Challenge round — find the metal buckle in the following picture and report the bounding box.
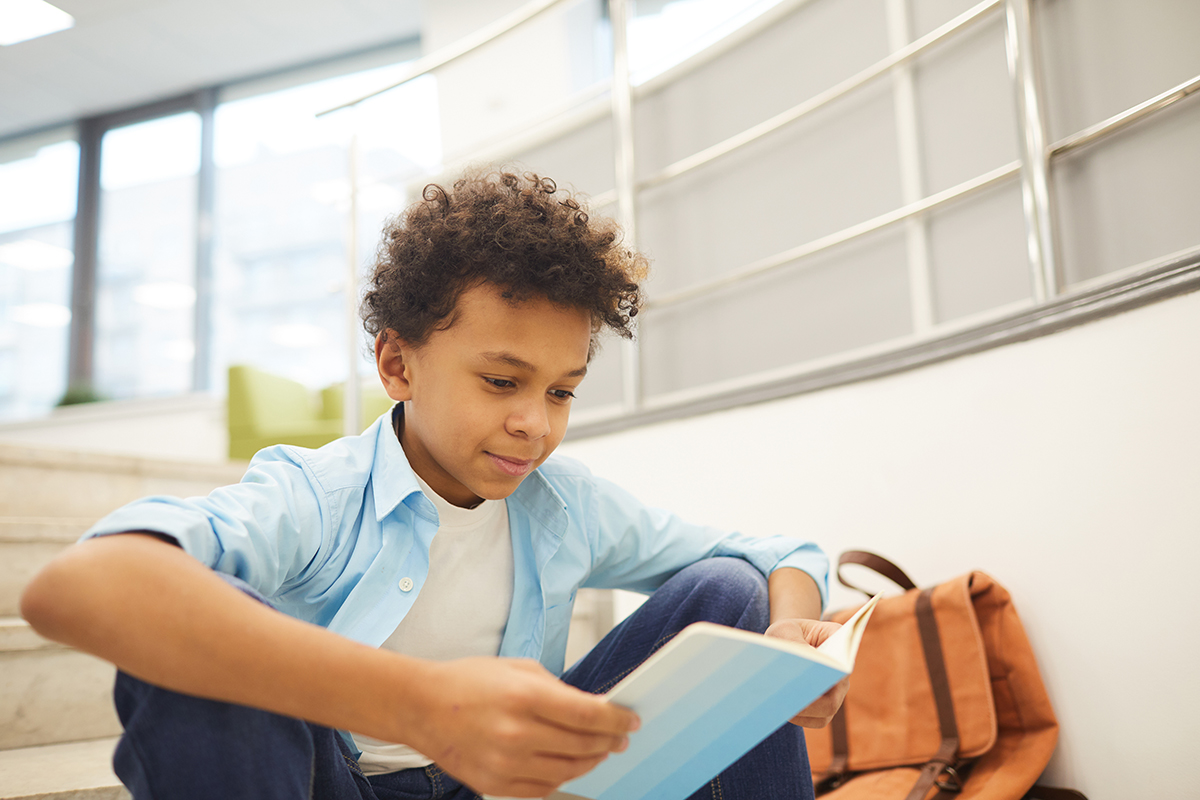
[935,764,963,793]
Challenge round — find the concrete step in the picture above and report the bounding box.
[0,444,246,520]
[0,737,128,800]
[0,519,94,617]
[0,618,121,751]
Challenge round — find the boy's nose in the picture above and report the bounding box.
[508,398,551,440]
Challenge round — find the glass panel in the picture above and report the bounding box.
[211,63,442,397]
[511,114,616,198]
[568,199,626,413]
[1037,0,1200,141]
[0,134,78,420]
[912,14,1017,195]
[95,112,201,400]
[909,0,982,41]
[573,334,626,413]
[427,0,608,162]
[638,80,901,299]
[634,0,889,177]
[1053,97,1200,287]
[641,227,911,397]
[628,0,790,82]
[926,179,1030,322]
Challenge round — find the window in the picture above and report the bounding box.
[94,112,202,400]
[210,64,441,396]
[0,131,78,420]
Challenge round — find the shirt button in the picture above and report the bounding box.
[398,577,414,592]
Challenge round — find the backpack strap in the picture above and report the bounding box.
[904,588,961,800]
[837,550,918,596]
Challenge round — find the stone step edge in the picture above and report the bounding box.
[0,442,246,484]
[0,518,95,544]
[0,736,128,800]
[0,616,66,653]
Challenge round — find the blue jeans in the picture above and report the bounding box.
[112,558,814,800]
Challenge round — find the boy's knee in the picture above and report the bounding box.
[675,557,768,602]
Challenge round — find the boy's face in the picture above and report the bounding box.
[377,282,592,508]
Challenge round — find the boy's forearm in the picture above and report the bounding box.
[21,532,639,796]
[767,567,824,624]
[20,533,428,744]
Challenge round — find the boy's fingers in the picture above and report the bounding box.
[530,726,629,758]
[523,752,610,784]
[533,684,640,739]
[790,677,849,727]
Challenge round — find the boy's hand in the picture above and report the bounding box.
[407,656,639,798]
[764,619,849,728]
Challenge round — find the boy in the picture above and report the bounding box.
[21,169,843,800]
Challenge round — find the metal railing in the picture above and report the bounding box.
[323,0,1200,436]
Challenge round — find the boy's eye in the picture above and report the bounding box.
[484,377,515,389]
[550,389,576,400]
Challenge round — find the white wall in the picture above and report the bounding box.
[558,290,1200,799]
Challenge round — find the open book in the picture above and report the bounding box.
[542,594,880,800]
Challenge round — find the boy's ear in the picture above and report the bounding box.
[375,330,413,402]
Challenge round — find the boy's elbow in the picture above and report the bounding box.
[20,553,79,641]
[20,536,125,642]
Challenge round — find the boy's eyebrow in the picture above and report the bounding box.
[479,351,588,378]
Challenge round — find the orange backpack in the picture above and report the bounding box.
[806,551,1081,800]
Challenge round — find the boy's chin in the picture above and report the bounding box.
[475,479,526,502]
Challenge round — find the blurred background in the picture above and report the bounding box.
[0,0,1198,797]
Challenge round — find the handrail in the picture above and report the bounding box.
[646,161,1020,310]
[1050,73,1200,157]
[1005,0,1056,302]
[645,70,1200,312]
[317,0,573,117]
[639,0,1003,193]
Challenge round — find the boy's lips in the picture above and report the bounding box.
[486,452,535,477]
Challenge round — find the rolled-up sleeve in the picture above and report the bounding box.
[579,473,830,610]
[80,451,333,598]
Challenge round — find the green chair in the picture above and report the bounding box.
[319,382,396,430]
[227,365,345,460]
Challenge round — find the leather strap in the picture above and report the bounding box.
[837,550,918,596]
[828,704,849,776]
[903,588,960,800]
[814,706,850,796]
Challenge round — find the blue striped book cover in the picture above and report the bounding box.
[545,595,879,800]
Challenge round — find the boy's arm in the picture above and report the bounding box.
[20,533,638,798]
[765,567,848,729]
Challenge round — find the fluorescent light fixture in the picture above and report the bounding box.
[0,0,75,46]
[0,239,74,270]
[12,303,71,327]
[133,282,196,310]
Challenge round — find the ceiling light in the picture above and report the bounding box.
[0,239,73,270]
[0,0,75,47]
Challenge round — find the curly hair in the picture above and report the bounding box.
[361,168,647,359]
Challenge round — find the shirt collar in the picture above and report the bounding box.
[369,403,568,528]
[369,404,427,522]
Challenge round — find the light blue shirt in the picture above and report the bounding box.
[83,410,829,676]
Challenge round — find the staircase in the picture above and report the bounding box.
[0,442,617,798]
[0,444,245,800]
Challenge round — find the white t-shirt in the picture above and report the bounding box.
[352,474,515,775]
